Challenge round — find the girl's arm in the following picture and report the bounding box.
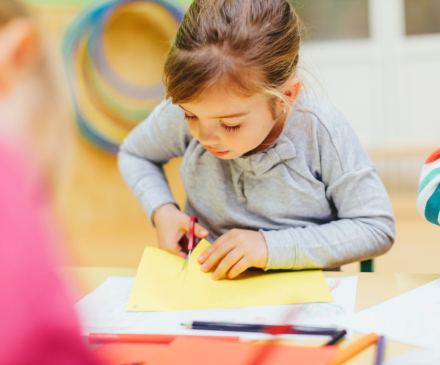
[118,99,192,223]
[119,100,209,257]
[417,148,440,226]
[261,168,395,270]
[261,111,396,270]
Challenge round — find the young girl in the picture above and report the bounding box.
[0,2,98,364]
[119,0,395,280]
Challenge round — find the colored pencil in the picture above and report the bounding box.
[88,333,240,344]
[328,333,379,365]
[182,321,339,336]
[325,330,347,346]
[374,336,386,365]
[245,306,304,365]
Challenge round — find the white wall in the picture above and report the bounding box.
[298,0,440,151]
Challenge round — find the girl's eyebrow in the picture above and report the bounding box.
[179,105,249,119]
[213,111,249,119]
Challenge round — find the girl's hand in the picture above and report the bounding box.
[197,229,268,280]
[153,203,209,258]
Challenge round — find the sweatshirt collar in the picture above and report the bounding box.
[250,135,296,176]
[232,133,297,176]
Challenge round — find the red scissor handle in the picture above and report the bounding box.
[188,216,198,251]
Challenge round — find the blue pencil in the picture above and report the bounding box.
[374,335,386,365]
[182,321,338,336]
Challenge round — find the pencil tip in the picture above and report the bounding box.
[181,323,191,329]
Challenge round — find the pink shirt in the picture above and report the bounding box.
[0,143,99,365]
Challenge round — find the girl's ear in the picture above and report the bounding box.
[279,77,302,112]
[0,18,40,94]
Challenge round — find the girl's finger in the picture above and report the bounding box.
[163,231,188,258]
[165,244,188,258]
[194,222,209,239]
[200,238,236,272]
[198,232,230,263]
[178,216,208,236]
[227,257,250,279]
[175,238,188,258]
[212,248,244,280]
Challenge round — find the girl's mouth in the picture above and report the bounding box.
[204,147,230,157]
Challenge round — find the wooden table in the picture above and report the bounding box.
[64,268,440,364]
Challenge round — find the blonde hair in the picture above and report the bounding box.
[0,1,28,25]
[0,0,69,189]
[163,0,301,110]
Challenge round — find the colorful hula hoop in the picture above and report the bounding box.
[63,0,184,153]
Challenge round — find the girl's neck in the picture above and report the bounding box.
[243,111,287,157]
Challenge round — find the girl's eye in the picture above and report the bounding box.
[184,112,240,131]
[184,113,198,121]
[220,123,241,132]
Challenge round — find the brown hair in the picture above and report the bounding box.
[163,0,301,109]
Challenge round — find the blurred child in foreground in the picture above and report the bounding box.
[0,2,98,364]
[417,148,440,225]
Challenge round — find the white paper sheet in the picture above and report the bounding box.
[384,350,440,365]
[75,275,357,340]
[335,277,440,350]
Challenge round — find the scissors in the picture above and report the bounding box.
[181,216,198,271]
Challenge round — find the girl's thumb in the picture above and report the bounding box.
[194,223,209,239]
[166,240,187,258]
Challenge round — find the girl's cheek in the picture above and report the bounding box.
[187,122,199,141]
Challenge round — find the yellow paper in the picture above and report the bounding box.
[127,239,333,311]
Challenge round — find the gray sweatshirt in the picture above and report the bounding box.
[118,94,395,270]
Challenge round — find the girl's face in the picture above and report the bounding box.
[180,86,283,159]
[0,18,44,144]
[0,18,67,181]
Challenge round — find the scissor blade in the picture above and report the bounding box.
[181,257,188,272]
[180,250,192,272]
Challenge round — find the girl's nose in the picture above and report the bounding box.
[198,124,219,146]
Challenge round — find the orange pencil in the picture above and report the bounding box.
[89,333,240,344]
[328,333,378,365]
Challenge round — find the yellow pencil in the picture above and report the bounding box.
[328,333,378,365]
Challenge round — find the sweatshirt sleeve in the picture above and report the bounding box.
[118,99,192,222]
[261,108,396,270]
[417,148,440,225]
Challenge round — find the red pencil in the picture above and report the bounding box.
[88,333,241,344]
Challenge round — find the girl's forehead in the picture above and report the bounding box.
[181,86,265,115]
